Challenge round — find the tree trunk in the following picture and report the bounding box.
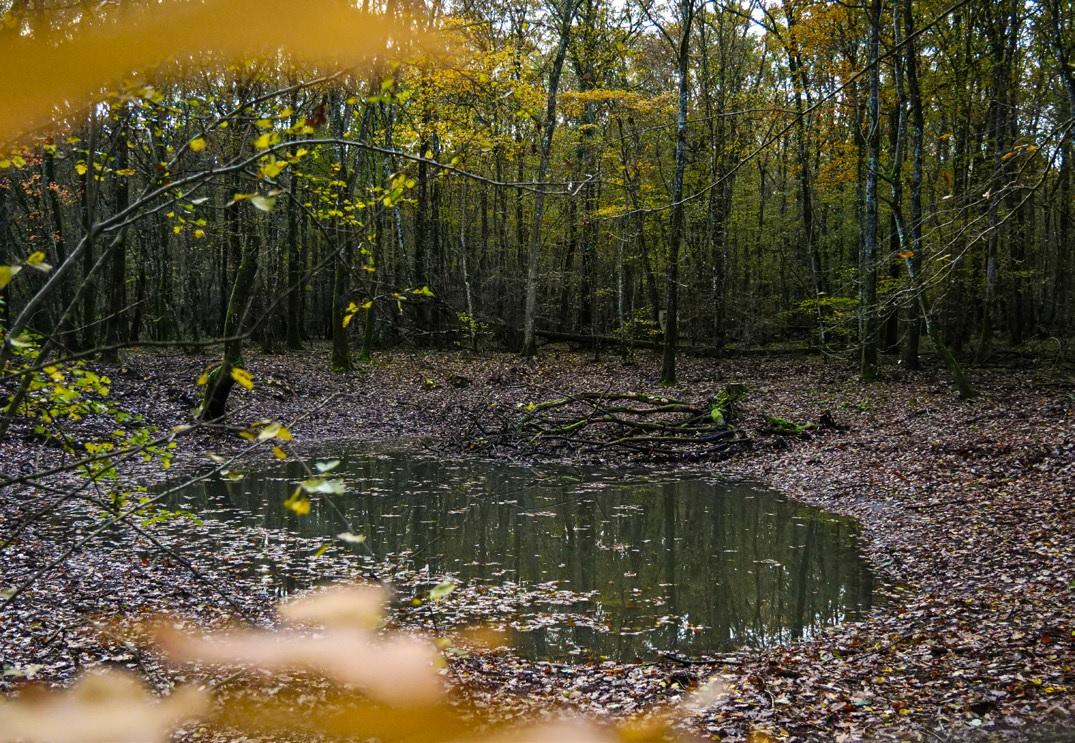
[521,0,579,357]
[859,0,882,381]
[660,0,696,385]
[199,206,258,421]
[103,114,130,362]
[900,0,924,369]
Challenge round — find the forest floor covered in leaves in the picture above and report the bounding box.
[1,346,1073,741]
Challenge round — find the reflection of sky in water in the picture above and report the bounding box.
[166,447,877,662]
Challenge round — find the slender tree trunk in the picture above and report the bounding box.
[459,180,477,351]
[1046,0,1074,331]
[859,0,882,381]
[80,114,98,351]
[782,2,825,346]
[103,115,130,362]
[521,0,579,357]
[199,206,258,421]
[660,0,696,385]
[900,0,924,369]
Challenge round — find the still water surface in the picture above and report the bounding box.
[168,446,877,661]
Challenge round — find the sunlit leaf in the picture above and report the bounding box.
[299,478,345,495]
[283,489,311,516]
[258,158,288,179]
[253,132,277,150]
[428,580,456,601]
[0,265,21,290]
[8,333,35,348]
[249,194,276,212]
[230,367,254,390]
[257,421,291,441]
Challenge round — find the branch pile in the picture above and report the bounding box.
[472,385,753,460]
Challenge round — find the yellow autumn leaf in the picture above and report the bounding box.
[257,422,292,441]
[230,367,254,390]
[258,158,288,178]
[74,162,88,175]
[26,251,52,272]
[284,490,311,516]
[256,423,281,440]
[254,131,280,150]
[189,137,207,152]
[0,265,21,290]
[272,445,288,460]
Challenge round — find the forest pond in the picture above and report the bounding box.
[167,446,877,662]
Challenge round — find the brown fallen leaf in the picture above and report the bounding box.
[156,624,443,706]
[279,582,388,629]
[0,669,206,743]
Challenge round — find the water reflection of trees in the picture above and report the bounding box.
[169,453,875,661]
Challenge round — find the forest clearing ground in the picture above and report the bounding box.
[0,347,1072,741]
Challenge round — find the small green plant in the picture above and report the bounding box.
[764,416,815,436]
[612,309,660,361]
[455,311,490,351]
[794,295,858,344]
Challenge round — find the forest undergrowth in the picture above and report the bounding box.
[0,348,1072,741]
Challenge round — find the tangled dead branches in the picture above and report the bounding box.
[467,385,753,461]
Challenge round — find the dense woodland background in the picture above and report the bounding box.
[0,0,1072,393]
